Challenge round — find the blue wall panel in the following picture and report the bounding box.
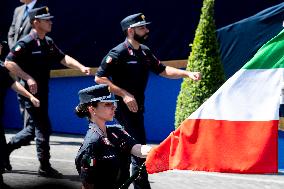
[48,76,95,135]
[279,131,284,169]
[144,73,182,142]
[3,74,181,142]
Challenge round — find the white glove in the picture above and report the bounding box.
[141,145,152,156]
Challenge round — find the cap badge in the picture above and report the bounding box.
[141,14,145,21]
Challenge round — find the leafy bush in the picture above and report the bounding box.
[175,0,225,128]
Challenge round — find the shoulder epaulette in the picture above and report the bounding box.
[106,124,123,129]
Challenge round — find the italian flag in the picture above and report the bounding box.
[145,29,284,174]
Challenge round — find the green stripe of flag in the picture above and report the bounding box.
[243,29,284,69]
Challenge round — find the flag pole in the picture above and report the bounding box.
[118,163,146,189]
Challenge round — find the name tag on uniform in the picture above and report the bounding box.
[32,51,42,54]
[127,61,137,64]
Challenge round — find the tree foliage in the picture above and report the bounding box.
[175,0,225,128]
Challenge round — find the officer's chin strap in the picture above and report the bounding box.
[118,162,146,189]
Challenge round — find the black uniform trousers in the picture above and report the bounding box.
[0,108,7,174]
[0,123,8,173]
[115,102,151,189]
[0,90,8,173]
[8,92,51,162]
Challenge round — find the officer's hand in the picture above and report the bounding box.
[188,71,202,81]
[30,96,40,107]
[141,145,152,156]
[81,66,91,75]
[27,78,37,94]
[123,93,138,113]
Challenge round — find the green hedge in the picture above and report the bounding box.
[175,0,225,128]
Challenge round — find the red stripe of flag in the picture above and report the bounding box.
[146,119,278,174]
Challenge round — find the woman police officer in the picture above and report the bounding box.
[75,84,152,189]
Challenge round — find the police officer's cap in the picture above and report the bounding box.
[78,84,118,105]
[29,6,54,20]
[120,13,151,31]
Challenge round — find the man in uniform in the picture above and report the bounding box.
[95,13,201,189]
[8,0,46,129]
[4,6,91,178]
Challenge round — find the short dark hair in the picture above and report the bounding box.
[123,29,128,37]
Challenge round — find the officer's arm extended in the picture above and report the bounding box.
[60,55,91,75]
[160,66,201,81]
[4,60,38,94]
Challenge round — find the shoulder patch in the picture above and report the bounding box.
[15,45,21,51]
[106,56,112,64]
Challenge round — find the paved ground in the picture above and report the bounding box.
[2,129,284,189]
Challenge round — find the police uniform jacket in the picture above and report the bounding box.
[6,30,65,106]
[96,39,166,111]
[75,122,138,188]
[0,64,14,116]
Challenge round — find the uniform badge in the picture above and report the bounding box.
[129,49,134,56]
[127,61,137,64]
[122,130,131,136]
[37,39,41,47]
[111,132,118,139]
[88,158,96,166]
[106,56,112,64]
[103,138,112,146]
[15,45,21,52]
